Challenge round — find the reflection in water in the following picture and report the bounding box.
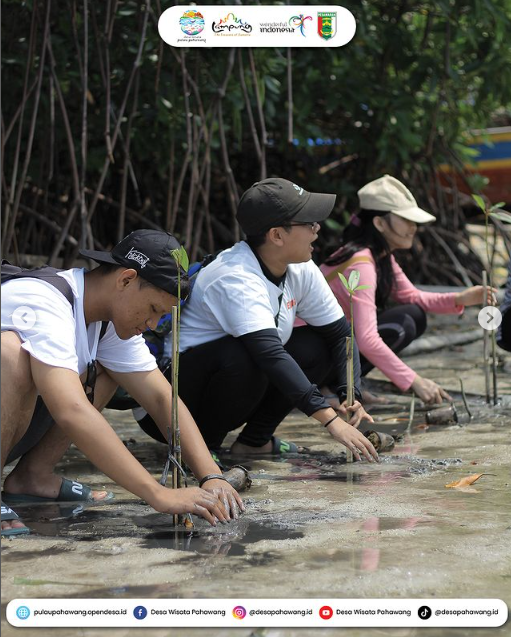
[142,522,303,556]
[359,516,425,573]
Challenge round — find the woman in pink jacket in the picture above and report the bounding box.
[321,175,496,404]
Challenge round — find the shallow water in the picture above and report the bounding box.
[2,324,511,637]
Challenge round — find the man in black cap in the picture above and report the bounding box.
[136,180,378,463]
[1,230,243,536]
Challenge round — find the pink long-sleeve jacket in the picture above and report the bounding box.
[320,248,463,390]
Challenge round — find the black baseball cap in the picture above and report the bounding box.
[236,178,336,235]
[80,229,187,296]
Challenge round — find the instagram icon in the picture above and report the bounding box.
[232,605,247,620]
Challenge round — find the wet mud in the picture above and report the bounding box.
[2,308,511,637]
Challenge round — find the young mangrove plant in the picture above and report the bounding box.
[472,195,511,405]
[337,269,370,462]
[160,245,190,527]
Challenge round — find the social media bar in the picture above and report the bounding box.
[6,598,507,627]
[158,6,356,48]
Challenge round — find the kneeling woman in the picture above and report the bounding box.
[321,175,496,405]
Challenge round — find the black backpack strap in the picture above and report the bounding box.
[99,321,109,341]
[1,260,74,307]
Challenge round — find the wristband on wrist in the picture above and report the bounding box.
[323,415,340,428]
[199,474,227,488]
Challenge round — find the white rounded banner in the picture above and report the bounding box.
[158,6,356,48]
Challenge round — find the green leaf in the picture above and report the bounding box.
[490,202,505,210]
[489,210,511,224]
[355,284,371,290]
[348,269,360,289]
[337,272,350,291]
[170,246,190,272]
[178,246,189,272]
[471,194,486,212]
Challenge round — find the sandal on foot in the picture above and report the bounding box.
[210,451,227,471]
[2,478,114,505]
[270,436,306,455]
[1,502,30,537]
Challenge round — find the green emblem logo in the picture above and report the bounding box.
[318,12,336,40]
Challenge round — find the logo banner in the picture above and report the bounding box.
[159,6,356,48]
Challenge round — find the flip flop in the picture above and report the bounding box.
[270,436,306,455]
[210,451,227,471]
[1,502,30,537]
[2,478,114,505]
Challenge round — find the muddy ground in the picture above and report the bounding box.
[2,307,510,637]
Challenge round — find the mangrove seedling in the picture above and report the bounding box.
[472,195,511,404]
[337,269,370,461]
[160,245,190,526]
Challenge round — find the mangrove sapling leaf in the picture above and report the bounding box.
[489,210,511,223]
[348,269,360,290]
[472,194,486,212]
[445,473,484,488]
[355,285,371,291]
[338,271,349,290]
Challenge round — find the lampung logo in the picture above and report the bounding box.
[232,606,247,619]
[289,14,313,36]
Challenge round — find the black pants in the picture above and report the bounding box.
[359,303,427,376]
[138,327,334,450]
[6,397,55,465]
[497,307,511,352]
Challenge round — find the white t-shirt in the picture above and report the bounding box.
[179,241,344,351]
[1,268,157,375]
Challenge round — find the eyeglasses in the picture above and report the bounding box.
[288,221,319,229]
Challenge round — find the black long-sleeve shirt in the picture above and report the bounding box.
[239,318,362,416]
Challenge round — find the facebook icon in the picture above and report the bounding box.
[133,606,148,620]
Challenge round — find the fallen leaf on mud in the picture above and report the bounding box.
[445,473,484,488]
[470,461,478,465]
[416,424,429,430]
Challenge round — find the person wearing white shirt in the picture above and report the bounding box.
[1,230,243,536]
[137,179,378,463]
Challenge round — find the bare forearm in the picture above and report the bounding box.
[176,396,220,479]
[112,368,221,480]
[57,404,161,504]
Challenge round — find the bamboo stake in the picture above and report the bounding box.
[482,270,490,404]
[345,337,354,464]
[171,311,180,527]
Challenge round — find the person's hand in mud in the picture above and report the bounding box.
[201,479,245,520]
[411,375,452,405]
[324,415,379,463]
[336,400,374,429]
[455,285,498,307]
[153,486,230,526]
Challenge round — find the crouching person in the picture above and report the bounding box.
[136,179,379,462]
[1,230,243,536]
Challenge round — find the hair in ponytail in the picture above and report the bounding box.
[324,209,394,309]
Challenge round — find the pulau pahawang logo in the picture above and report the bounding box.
[232,605,247,619]
[180,9,205,36]
[289,14,313,36]
[318,12,336,40]
[212,13,252,34]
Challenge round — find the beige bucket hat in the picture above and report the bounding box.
[358,175,436,223]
